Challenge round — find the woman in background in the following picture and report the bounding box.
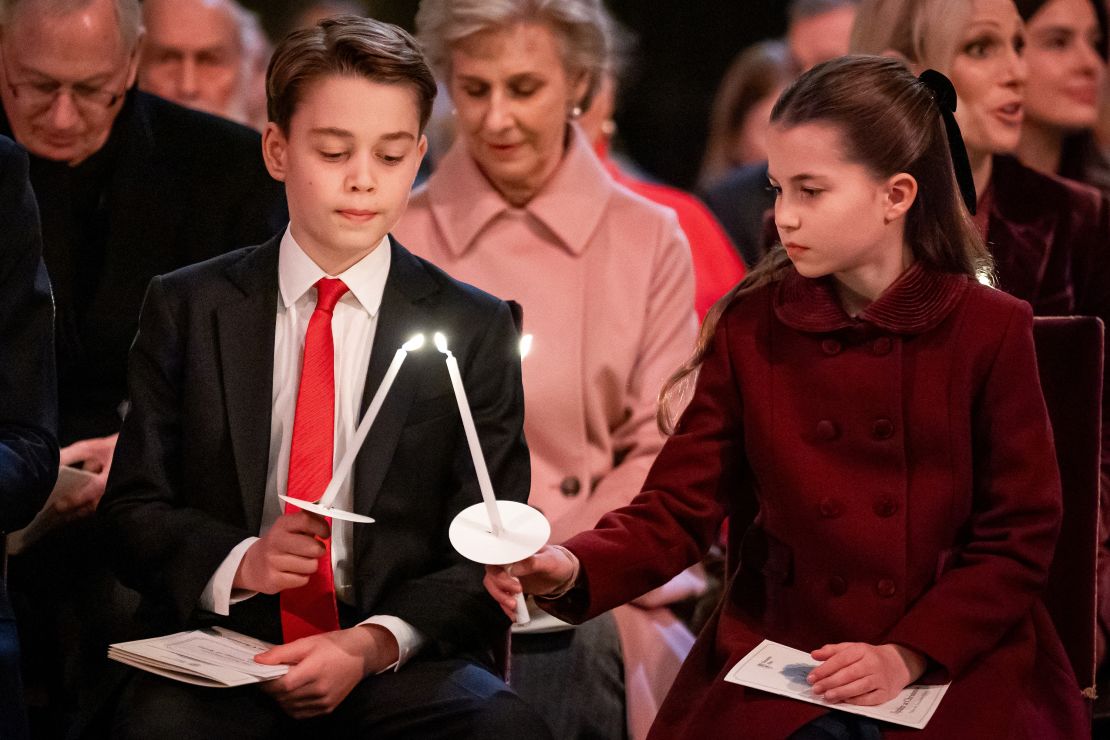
[1016,0,1110,192]
[396,1,700,737]
[699,40,795,188]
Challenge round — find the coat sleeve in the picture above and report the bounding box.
[0,140,58,533]
[99,277,253,625]
[374,299,530,653]
[548,212,698,544]
[885,299,1062,678]
[542,311,750,623]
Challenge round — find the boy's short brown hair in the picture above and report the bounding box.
[267,15,437,133]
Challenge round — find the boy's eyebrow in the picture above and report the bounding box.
[309,127,355,139]
[307,128,416,142]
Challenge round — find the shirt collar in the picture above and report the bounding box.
[774,261,970,335]
[425,123,613,257]
[278,225,391,316]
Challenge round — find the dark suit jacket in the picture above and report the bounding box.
[0,136,57,542]
[100,235,529,660]
[1,90,288,444]
[700,162,773,269]
[0,134,57,740]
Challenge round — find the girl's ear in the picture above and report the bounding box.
[262,122,288,183]
[884,172,918,223]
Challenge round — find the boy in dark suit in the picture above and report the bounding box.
[100,16,549,738]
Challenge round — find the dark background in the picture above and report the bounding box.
[239,0,788,189]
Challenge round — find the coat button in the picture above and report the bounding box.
[872,337,892,355]
[876,578,897,598]
[560,476,581,497]
[821,338,842,356]
[871,418,894,439]
[816,420,839,440]
[873,497,898,518]
[828,576,848,596]
[818,497,842,518]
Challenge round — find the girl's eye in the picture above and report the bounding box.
[319,151,345,161]
[379,154,404,165]
[462,85,488,98]
[766,184,782,196]
[800,187,821,198]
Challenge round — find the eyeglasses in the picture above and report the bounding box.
[0,45,133,114]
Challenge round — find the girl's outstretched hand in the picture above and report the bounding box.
[483,545,578,621]
[806,642,927,705]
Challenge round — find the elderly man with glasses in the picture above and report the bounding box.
[0,0,286,734]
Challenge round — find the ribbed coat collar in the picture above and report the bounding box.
[774,262,971,334]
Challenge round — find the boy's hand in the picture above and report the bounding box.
[234,511,330,594]
[255,624,398,718]
[483,545,577,620]
[808,642,927,705]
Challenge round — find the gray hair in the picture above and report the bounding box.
[414,0,615,110]
[1,0,142,48]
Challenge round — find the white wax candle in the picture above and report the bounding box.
[436,334,505,536]
[317,334,424,508]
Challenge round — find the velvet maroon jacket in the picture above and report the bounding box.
[542,264,1086,738]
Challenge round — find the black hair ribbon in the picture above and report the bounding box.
[918,69,977,216]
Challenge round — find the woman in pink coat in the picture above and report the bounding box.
[488,57,1086,739]
[395,1,700,737]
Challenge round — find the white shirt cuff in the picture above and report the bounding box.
[199,537,261,615]
[358,615,425,673]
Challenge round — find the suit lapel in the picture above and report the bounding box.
[353,240,439,542]
[217,237,280,534]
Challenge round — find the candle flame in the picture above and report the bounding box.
[402,334,425,352]
[433,332,449,353]
[519,334,533,358]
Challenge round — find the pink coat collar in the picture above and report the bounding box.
[424,125,614,257]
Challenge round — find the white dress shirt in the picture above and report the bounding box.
[200,226,424,669]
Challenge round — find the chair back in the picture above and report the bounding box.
[1034,316,1104,697]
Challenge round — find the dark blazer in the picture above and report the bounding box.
[0,134,56,740]
[543,264,1085,739]
[0,91,288,444]
[0,135,57,540]
[99,235,528,660]
[700,162,774,269]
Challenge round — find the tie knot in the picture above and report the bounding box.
[314,278,349,314]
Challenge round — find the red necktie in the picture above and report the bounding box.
[280,277,348,642]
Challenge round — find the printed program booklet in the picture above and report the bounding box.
[724,639,950,729]
[108,627,289,687]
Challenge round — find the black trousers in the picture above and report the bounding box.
[111,657,552,740]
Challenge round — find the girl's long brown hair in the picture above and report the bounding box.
[658,56,993,432]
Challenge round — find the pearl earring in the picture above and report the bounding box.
[570,105,583,119]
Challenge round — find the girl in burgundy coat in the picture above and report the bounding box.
[487,57,1087,739]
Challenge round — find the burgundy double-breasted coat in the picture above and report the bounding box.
[543,263,1086,738]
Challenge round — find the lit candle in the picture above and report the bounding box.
[434,332,505,535]
[317,334,425,508]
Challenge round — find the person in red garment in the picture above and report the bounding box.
[579,72,746,318]
[487,57,1086,739]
